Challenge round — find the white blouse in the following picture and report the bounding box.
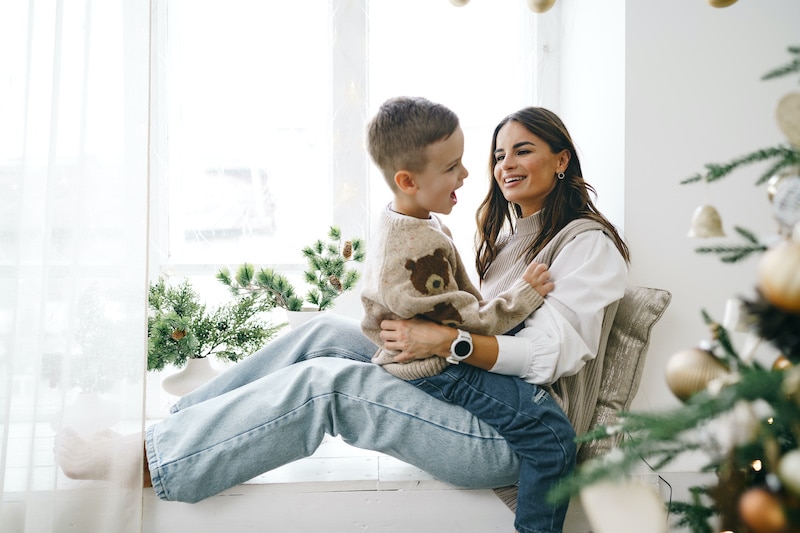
[489,230,628,385]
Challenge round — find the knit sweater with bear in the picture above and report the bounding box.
[360,205,544,380]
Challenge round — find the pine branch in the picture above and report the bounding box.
[681,145,800,185]
[760,45,800,81]
[694,226,769,263]
[699,310,740,364]
[221,227,365,311]
[552,368,788,505]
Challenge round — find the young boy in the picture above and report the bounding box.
[360,97,568,533]
[360,96,552,380]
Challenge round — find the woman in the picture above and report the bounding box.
[382,107,629,532]
[57,107,628,533]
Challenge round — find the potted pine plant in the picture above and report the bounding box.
[217,226,365,327]
[147,277,284,395]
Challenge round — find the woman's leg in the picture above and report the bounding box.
[146,357,522,503]
[172,314,375,412]
[412,366,576,533]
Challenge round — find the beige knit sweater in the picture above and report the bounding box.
[360,206,544,380]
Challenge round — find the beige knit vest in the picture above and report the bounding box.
[481,214,620,439]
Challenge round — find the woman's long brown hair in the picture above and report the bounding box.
[475,107,630,279]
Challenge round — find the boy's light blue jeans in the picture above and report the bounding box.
[145,314,522,506]
[411,365,576,533]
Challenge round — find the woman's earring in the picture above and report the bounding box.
[557,172,565,180]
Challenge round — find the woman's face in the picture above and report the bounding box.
[492,120,568,217]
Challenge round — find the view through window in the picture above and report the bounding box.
[155,0,540,304]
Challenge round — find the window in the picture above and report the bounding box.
[151,0,544,308]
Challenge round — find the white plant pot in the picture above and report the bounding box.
[285,308,326,329]
[162,357,220,397]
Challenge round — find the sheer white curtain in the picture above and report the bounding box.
[1,1,150,531]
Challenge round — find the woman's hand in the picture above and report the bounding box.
[379,318,454,363]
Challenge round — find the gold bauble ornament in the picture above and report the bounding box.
[665,347,729,402]
[757,239,800,313]
[773,354,793,371]
[526,0,556,13]
[778,449,800,496]
[738,487,788,533]
[707,0,738,7]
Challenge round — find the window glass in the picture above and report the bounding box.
[163,0,331,265]
[159,0,536,288]
[368,1,533,279]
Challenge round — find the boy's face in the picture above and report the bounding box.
[403,126,468,218]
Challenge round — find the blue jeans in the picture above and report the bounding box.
[145,314,521,507]
[412,365,576,533]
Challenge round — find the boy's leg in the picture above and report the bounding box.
[147,357,522,503]
[171,314,376,412]
[412,366,576,533]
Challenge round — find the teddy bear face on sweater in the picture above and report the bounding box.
[405,248,451,295]
[404,248,464,327]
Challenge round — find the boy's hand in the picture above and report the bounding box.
[522,262,553,297]
[380,318,452,363]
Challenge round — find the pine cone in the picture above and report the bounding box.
[171,328,186,341]
[342,241,353,259]
[329,275,343,292]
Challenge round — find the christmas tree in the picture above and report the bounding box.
[553,46,800,533]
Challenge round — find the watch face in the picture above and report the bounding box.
[454,340,471,357]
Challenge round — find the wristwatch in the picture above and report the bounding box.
[447,329,473,364]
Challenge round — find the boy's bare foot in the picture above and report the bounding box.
[54,428,146,488]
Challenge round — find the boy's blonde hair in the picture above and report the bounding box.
[367,96,459,190]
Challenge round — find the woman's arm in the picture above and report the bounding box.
[381,231,627,384]
[491,231,627,384]
[379,317,500,370]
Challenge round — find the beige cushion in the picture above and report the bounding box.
[576,286,671,462]
[493,285,671,511]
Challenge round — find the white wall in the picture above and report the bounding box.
[619,0,798,470]
[558,0,627,230]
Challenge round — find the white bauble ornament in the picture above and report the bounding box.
[527,0,556,13]
[770,175,800,232]
[580,480,668,533]
[778,449,800,496]
[757,239,800,312]
[665,347,729,402]
[767,173,787,203]
[776,92,800,149]
[687,204,725,237]
[707,0,738,7]
[449,0,470,6]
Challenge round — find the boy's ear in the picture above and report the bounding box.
[394,170,417,194]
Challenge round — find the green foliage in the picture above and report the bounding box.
[682,45,800,264]
[218,226,366,311]
[681,145,800,187]
[693,226,768,263]
[761,45,800,81]
[147,278,283,371]
[551,316,800,531]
